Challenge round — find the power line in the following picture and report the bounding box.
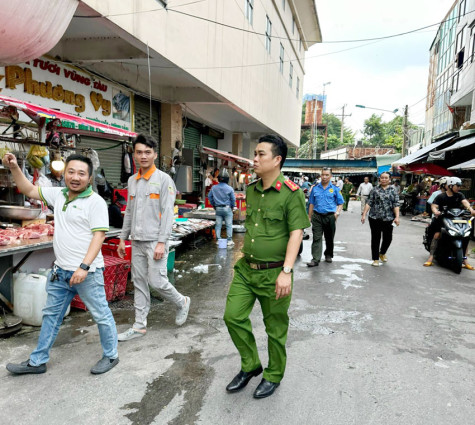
[73,2,475,45]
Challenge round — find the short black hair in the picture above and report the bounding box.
[380,171,391,178]
[218,175,229,184]
[133,133,158,151]
[65,154,93,177]
[258,134,287,169]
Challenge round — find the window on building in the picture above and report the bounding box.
[266,16,272,53]
[279,43,284,74]
[296,77,300,99]
[299,37,302,53]
[458,0,466,22]
[282,0,285,11]
[289,63,293,88]
[455,26,466,69]
[471,26,475,62]
[244,0,254,25]
[292,19,295,35]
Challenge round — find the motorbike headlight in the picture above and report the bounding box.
[448,229,457,237]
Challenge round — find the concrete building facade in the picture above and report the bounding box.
[47,0,321,158]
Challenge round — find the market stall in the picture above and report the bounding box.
[0,94,137,317]
[191,146,252,224]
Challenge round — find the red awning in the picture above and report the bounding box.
[402,163,453,176]
[0,94,136,138]
[201,146,253,169]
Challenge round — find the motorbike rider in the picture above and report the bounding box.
[423,177,475,269]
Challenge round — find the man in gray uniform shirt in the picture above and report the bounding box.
[117,134,190,341]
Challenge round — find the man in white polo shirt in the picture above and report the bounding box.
[3,153,118,375]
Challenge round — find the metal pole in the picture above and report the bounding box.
[402,105,408,156]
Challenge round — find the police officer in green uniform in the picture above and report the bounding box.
[223,135,310,399]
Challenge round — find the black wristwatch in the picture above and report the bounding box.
[79,263,90,271]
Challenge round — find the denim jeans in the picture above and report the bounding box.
[215,206,233,240]
[29,267,118,366]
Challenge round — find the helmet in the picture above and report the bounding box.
[438,176,448,187]
[446,177,462,187]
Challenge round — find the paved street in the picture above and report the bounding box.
[1,199,474,425]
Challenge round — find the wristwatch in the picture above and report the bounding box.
[283,266,292,274]
[79,263,90,271]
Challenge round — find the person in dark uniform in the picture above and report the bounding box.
[223,135,310,399]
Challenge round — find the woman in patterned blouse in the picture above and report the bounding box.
[361,172,400,267]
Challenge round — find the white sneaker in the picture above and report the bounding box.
[371,260,380,267]
[176,296,190,326]
[117,328,146,341]
[227,240,235,247]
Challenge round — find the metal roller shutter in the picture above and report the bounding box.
[78,136,124,187]
[184,126,201,192]
[134,95,160,159]
[202,134,218,149]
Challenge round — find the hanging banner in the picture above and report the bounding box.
[0,57,132,133]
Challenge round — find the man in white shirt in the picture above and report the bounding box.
[356,176,374,214]
[336,177,344,190]
[3,153,118,375]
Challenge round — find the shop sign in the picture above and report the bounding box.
[0,58,132,132]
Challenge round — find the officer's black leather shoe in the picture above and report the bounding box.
[226,365,263,393]
[253,378,280,399]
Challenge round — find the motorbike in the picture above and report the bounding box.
[400,192,417,216]
[423,208,473,274]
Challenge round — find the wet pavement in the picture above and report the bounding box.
[0,199,474,425]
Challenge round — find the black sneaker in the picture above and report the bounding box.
[307,260,319,267]
[90,356,119,374]
[6,360,46,375]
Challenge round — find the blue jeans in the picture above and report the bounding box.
[215,206,233,240]
[29,267,118,366]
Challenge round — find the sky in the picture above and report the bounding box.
[304,0,458,138]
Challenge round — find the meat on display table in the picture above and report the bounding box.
[0,227,124,305]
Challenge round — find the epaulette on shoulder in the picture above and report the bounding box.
[284,179,299,192]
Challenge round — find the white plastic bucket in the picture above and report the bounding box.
[218,239,227,249]
[13,272,70,326]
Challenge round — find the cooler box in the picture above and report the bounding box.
[71,255,130,310]
[102,238,132,263]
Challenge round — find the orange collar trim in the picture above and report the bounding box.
[135,165,157,180]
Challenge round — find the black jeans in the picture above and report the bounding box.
[368,217,394,261]
[311,213,336,261]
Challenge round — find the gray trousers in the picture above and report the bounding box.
[131,241,185,329]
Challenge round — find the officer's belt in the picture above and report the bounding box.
[245,259,284,270]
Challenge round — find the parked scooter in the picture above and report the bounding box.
[423,208,473,273]
[400,192,416,216]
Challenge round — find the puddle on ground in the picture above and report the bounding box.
[121,351,214,425]
[290,310,373,335]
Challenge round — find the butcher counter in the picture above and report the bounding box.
[0,227,123,306]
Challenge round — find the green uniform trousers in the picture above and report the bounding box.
[223,257,293,383]
[342,192,351,211]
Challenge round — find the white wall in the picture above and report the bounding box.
[82,0,310,146]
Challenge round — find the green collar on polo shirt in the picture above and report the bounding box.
[61,185,93,211]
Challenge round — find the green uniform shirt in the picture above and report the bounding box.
[242,173,310,263]
[342,182,354,195]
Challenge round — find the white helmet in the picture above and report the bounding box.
[446,176,462,187]
[438,176,448,187]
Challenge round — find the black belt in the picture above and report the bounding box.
[245,259,284,270]
[314,212,335,216]
[216,205,229,207]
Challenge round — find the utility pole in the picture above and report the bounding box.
[312,99,319,159]
[340,104,352,144]
[402,104,408,157]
